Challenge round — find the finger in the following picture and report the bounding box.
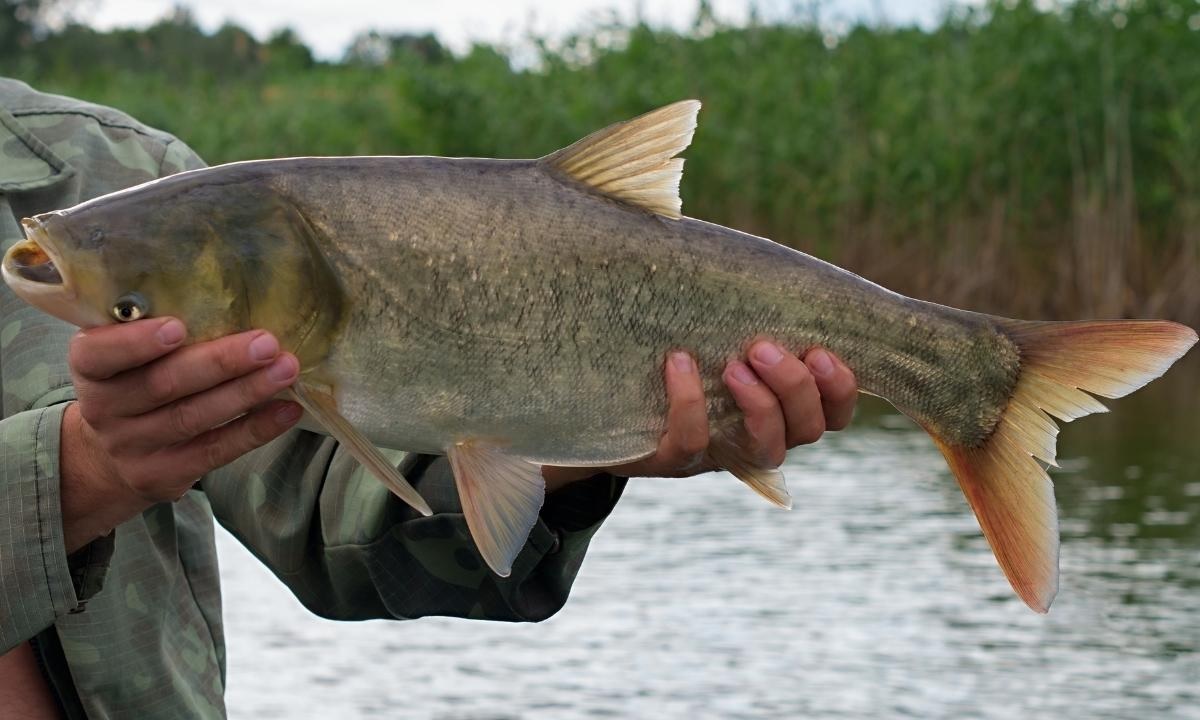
[804,348,858,431]
[69,318,187,381]
[747,341,825,446]
[723,359,787,466]
[154,400,303,482]
[654,352,709,471]
[106,330,284,417]
[121,353,299,447]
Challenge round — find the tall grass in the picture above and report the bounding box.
[7,0,1200,323]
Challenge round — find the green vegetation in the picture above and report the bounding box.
[4,0,1199,323]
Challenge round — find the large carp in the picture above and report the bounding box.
[3,101,1194,612]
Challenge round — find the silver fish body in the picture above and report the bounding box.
[4,101,1194,608]
[274,156,1013,461]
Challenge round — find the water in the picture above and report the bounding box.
[217,357,1200,719]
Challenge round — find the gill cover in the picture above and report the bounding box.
[217,195,346,369]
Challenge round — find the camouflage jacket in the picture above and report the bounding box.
[0,78,625,719]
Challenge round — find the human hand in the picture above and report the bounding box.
[60,317,303,552]
[543,341,858,491]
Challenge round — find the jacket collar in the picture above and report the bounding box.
[0,104,75,193]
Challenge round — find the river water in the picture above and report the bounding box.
[216,356,1200,720]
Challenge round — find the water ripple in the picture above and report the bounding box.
[218,387,1200,720]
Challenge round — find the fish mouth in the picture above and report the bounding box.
[5,217,68,288]
[5,219,65,286]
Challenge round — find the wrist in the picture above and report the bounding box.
[59,403,150,553]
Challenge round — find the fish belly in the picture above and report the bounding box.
[321,334,668,465]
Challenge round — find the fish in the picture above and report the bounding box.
[3,101,1195,612]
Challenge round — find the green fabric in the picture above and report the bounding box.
[0,77,625,719]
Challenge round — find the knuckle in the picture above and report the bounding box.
[768,447,787,467]
[791,417,826,446]
[743,390,777,415]
[247,415,281,447]
[826,414,852,432]
[235,373,270,408]
[676,387,706,410]
[68,335,99,378]
[123,471,153,497]
[782,366,816,395]
[199,434,230,471]
[831,375,859,404]
[677,430,709,458]
[213,342,246,377]
[169,401,206,439]
[143,365,178,405]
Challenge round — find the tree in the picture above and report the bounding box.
[0,0,81,54]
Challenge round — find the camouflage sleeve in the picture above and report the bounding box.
[203,434,625,621]
[158,137,207,175]
[0,106,205,651]
[0,404,83,653]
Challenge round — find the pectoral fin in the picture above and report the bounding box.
[288,382,432,517]
[446,440,546,577]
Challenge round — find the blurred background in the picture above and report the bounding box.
[4,1,1199,718]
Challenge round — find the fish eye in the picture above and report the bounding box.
[111,293,149,323]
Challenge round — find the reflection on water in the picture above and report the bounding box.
[217,356,1200,719]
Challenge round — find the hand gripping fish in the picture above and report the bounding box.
[4,101,1195,612]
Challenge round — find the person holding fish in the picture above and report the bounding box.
[0,78,860,719]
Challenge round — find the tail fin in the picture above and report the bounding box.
[929,319,1196,613]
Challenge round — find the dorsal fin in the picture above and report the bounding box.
[541,100,700,219]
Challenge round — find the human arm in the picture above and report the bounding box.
[0,317,302,653]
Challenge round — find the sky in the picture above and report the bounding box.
[78,0,961,59]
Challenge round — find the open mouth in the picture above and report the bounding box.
[7,239,63,284]
[5,218,64,286]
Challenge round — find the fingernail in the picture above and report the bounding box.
[753,343,785,366]
[275,403,302,425]
[807,348,834,376]
[249,333,279,362]
[266,355,297,383]
[729,362,759,386]
[671,352,694,373]
[157,319,184,346]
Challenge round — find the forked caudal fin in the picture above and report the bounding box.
[929,319,1197,613]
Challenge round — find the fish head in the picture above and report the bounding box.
[4,213,112,328]
[3,174,344,363]
[3,193,247,341]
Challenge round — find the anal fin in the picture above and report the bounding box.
[289,382,432,517]
[447,440,546,577]
[707,429,792,509]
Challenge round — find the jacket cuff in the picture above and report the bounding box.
[540,473,627,534]
[0,405,111,650]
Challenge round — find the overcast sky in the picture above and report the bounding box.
[80,0,961,59]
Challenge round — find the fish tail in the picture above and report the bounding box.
[927,318,1196,613]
